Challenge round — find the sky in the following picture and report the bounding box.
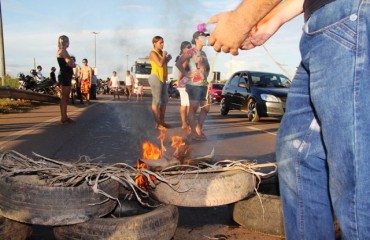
[1,0,304,81]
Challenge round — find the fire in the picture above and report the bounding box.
[171,136,189,162]
[142,142,161,160]
[135,129,189,190]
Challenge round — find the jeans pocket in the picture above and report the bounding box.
[305,15,357,51]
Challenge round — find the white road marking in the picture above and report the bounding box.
[246,126,277,136]
[0,103,98,149]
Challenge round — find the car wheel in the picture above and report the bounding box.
[247,99,260,122]
[220,98,229,116]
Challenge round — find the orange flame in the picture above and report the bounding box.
[135,130,189,190]
[142,141,161,160]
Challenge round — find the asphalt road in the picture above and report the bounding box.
[0,94,283,240]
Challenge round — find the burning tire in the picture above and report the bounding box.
[0,175,119,226]
[232,194,285,237]
[0,215,32,240]
[150,170,256,207]
[53,199,179,240]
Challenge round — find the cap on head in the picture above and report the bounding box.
[192,31,207,44]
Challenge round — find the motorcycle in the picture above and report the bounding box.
[17,72,37,91]
[17,71,61,97]
[97,80,109,95]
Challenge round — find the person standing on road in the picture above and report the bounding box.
[209,0,370,239]
[124,70,134,101]
[80,58,93,104]
[50,67,57,83]
[175,41,192,132]
[110,71,120,100]
[91,69,98,100]
[148,35,172,130]
[71,56,82,101]
[136,82,143,101]
[56,35,75,124]
[176,32,210,141]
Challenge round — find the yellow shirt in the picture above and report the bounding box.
[150,49,167,82]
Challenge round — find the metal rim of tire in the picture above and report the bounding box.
[247,99,259,122]
[0,175,119,226]
[53,199,179,240]
[150,170,256,207]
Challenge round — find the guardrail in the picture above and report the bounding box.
[0,87,60,103]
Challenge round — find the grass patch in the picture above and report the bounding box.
[0,98,35,113]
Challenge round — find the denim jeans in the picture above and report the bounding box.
[276,0,370,239]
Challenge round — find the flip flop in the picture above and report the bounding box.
[188,133,205,141]
[61,118,74,124]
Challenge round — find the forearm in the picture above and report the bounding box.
[235,0,282,30]
[263,0,304,25]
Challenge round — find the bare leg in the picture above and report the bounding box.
[196,100,210,137]
[60,85,71,121]
[188,100,200,137]
[180,105,189,129]
[151,104,161,128]
[159,105,167,125]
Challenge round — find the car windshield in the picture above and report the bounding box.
[250,73,290,88]
[212,84,224,90]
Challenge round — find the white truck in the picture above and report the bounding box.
[131,57,173,91]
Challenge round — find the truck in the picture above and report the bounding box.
[131,57,173,91]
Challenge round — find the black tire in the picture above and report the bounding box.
[53,199,178,240]
[220,98,229,116]
[0,215,32,240]
[0,175,119,226]
[232,194,285,237]
[150,170,256,207]
[247,98,260,122]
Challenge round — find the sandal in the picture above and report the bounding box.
[61,118,74,124]
[182,126,191,134]
[160,122,170,129]
[156,123,167,130]
[188,133,205,141]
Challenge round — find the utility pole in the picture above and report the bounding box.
[0,2,6,86]
[92,32,99,68]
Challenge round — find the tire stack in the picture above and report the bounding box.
[0,174,180,240]
[0,175,119,239]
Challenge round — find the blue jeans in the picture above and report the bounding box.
[276,0,370,239]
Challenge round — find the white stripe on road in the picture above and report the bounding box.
[0,104,97,149]
[246,126,277,136]
[0,116,61,149]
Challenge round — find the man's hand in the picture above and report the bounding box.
[208,11,248,56]
[207,0,280,55]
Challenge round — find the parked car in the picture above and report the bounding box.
[220,70,291,122]
[208,83,224,103]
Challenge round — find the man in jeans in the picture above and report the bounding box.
[209,0,370,239]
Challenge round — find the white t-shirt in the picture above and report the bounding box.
[125,74,133,86]
[111,75,120,88]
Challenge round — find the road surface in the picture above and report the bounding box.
[0,94,283,240]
